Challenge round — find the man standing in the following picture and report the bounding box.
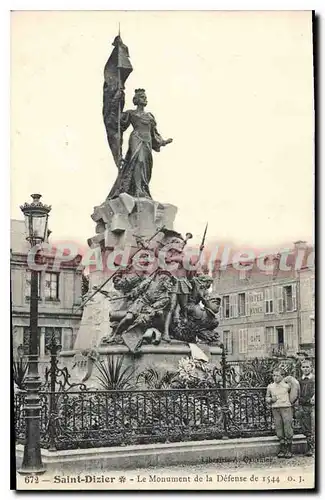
[296,360,315,456]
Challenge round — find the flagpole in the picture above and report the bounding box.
[117,65,121,168]
[117,23,122,169]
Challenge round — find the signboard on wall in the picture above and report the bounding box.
[248,291,264,315]
[247,327,265,355]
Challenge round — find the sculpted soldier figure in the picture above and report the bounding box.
[160,232,194,341]
[107,269,174,341]
[172,273,221,344]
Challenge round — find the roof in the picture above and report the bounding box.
[10,219,30,254]
[211,244,314,275]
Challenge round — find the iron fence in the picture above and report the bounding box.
[15,386,302,450]
[13,336,303,451]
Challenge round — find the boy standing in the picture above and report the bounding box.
[296,360,315,456]
[266,369,294,458]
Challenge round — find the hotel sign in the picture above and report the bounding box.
[249,291,264,315]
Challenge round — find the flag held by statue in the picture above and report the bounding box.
[103,35,133,167]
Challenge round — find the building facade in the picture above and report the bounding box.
[212,242,315,360]
[298,264,315,351]
[11,219,83,358]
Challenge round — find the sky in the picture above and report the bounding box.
[10,10,314,251]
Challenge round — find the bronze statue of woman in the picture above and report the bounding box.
[107,89,172,200]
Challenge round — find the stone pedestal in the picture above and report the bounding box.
[60,342,223,389]
[88,193,177,250]
[72,194,178,352]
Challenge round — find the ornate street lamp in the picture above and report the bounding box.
[18,194,51,475]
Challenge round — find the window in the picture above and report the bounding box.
[238,328,248,354]
[23,327,41,355]
[238,293,246,316]
[267,325,287,356]
[44,327,62,351]
[265,287,274,314]
[223,330,233,354]
[25,271,41,298]
[63,328,74,350]
[239,269,248,281]
[283,284,297,312]
[223,295,230,318]
[276,284,297,313]
[45,272,59,300]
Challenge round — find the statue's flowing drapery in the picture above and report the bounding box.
[107,110,165,200]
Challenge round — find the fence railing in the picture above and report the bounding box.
[14,335,304,451]
[15,386,302,451]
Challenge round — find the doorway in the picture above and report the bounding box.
[276,326,284,345]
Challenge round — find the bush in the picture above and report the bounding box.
[236,357,297,388]
[13,358,28,389]
[95,355,136,390]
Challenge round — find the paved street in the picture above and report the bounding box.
[16,455,315,491]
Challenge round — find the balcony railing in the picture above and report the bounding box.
[268,344,289,357]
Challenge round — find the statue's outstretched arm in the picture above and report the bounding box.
[148,113,173,152]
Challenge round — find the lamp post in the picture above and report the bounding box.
[18,194,51,475]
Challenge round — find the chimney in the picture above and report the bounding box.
[294,240,308,251]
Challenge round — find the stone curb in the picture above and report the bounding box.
[16,435,307,472]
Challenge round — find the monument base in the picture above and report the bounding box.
[60,342,223,389]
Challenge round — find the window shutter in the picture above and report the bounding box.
[239,329,243,353]
[264,288,269,313]
[245,292,250,316]
[239,328,248,354]
[233,294,238,318]
[219,300,223,319]
[219,330,224,344]
[284,325,294,349]
[242,328,248,353]
[227,331,233,354]
[25,271,31,298]
[266,326,276,345]
[292,283,297,311]
[276,286,284,313]
[25,270,41,298]
[283,287,288,311]
[222,295,227,318]
[270,286,274,313]
[229,295,233,318]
